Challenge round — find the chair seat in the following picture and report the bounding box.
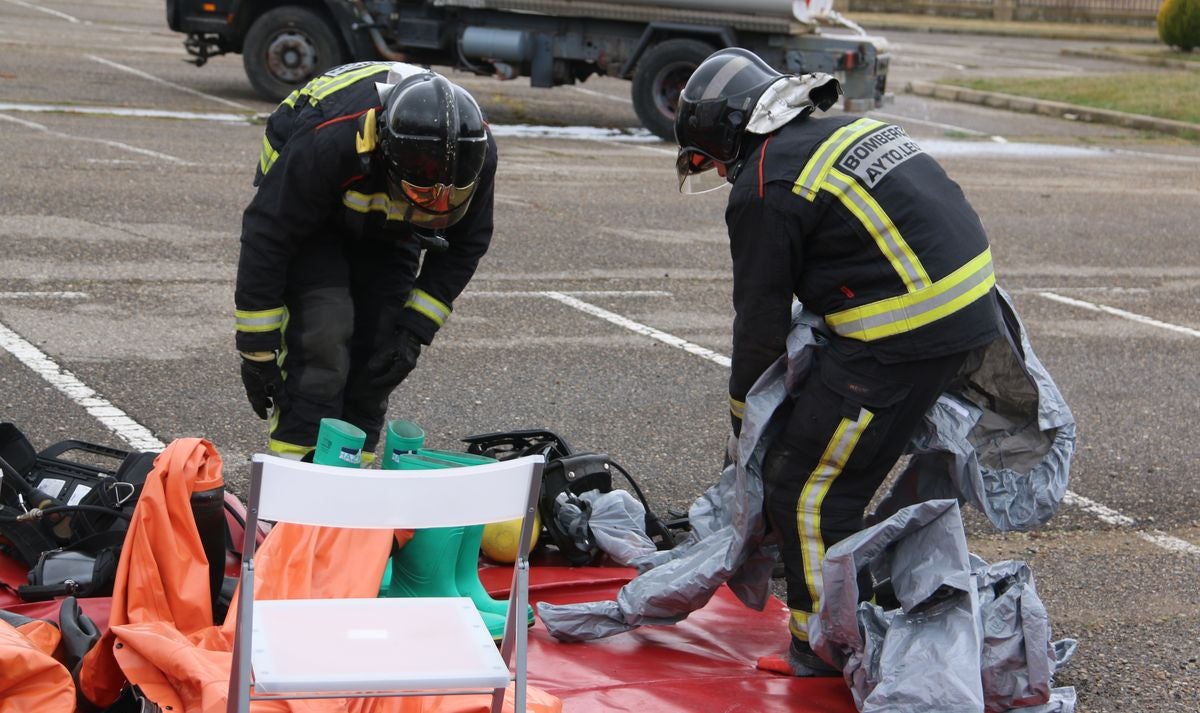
[250,597,510,695]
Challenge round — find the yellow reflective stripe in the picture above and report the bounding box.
[405,288,450,327]
[299,64,390,105]
[789,609,811,642]
[825,168,930,292]
[793,118,884,202]
[798,408,874,610]
[826,248,996,342]
[235,307,285,333]
[267,439,313,460]
[259,134,280,176]
[343,190,408,221]
[729,396,746,420]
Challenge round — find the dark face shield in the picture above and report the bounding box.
[675,148,730,195]
[385,133,487,229]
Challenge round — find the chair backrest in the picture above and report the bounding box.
[249,453,545,530]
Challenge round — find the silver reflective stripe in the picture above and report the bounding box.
[701,55,751,100]
[826,249,996,342]
[235,308,285,333]
[404,289,450,327]
[825,169,930,292]
[342,190,407,221]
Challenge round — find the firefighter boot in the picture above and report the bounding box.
[384,525,507,640]
[456,523,536,627]
[414,447,536,628]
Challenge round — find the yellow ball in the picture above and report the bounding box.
[481,511,541,564]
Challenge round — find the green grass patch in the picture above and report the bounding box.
[1105,45,1200,63]
[949,71,1200,124]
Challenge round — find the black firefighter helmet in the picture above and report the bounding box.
[378,72,488,230]
[673,48,784,193]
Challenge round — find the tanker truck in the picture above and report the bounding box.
[165,0,889,140]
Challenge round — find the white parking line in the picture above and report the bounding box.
[1063,491,1200,556]
[3,0,81,23]
[1039,291,1200,338]
[0,291,88,299]
[0,320,165,451]
[541,291,731,367]
[87,55,255,112]
[0,113,193,164]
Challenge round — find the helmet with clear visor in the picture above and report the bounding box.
[674,48,785,194]
[378,73,488,230]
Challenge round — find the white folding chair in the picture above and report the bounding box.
[226,453,545,713]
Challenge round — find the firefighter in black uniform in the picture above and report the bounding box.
[675,49,1003,675]
[235,61,496,460]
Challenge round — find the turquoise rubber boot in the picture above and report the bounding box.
[382,419,425,467]
[419,449,536,628]
[381,434,507,639]
[312,418,366,468]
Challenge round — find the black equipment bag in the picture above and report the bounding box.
[462,429,677,565]
[0,422,155,570]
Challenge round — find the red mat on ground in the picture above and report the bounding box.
[480,565,857,713]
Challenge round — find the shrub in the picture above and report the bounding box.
[1158,0,1200,51]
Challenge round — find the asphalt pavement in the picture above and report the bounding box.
[1,2,1198,712]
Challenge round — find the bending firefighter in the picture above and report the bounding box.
[674,49,1003,675]
[235,61,496,460]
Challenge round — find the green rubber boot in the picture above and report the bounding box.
[382,419,425,467]
[313,418,366,468]
[419,449,536,628]
[381,434,507,639]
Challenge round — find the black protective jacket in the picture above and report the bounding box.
[235,61,496,353]
[726,114,1002,412]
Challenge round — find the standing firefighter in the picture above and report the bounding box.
[235,61,495,460]
[675,49,1003,675]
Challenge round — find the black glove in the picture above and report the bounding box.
[240,354,286,420]
[366,328,422,391]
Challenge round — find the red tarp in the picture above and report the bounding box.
[479,565,858,713]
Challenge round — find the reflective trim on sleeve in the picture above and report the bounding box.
[343,190,408,221]
[825,168,931,292]
[729,396,746,420]
[792,118,884,202]
[798,407,874,613]
[825,248,996,342]
[235,307,285,333]
[259,134,280,176]
[404,289,450,327]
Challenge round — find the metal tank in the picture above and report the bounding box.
[579,0,831,20]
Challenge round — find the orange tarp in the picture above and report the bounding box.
[0,617,75,712]
[78,438,560,713]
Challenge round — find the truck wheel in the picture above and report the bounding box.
[631,39,715,142]
[243,6,346,103]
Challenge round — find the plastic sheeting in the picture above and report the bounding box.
[809,499,1076,713]
[537,290,1075,643]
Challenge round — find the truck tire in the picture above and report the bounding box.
[243,6,346,103]
[631,38,715,142]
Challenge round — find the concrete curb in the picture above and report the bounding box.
[906,80,1200,139]
[1061,47,1200,70]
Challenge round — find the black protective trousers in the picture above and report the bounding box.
[761,337,968,645]
[269,235,420,457]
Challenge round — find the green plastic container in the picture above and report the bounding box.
[312,418,366,468]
